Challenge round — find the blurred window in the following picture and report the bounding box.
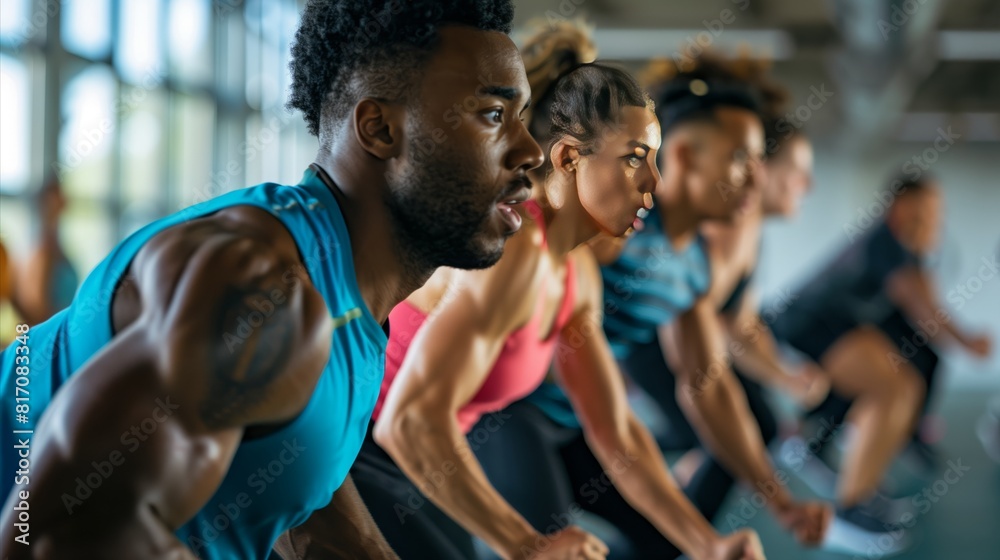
[168,0,211,85]
[0,0,316,283]
[116,0,163,86]
[0,54,29,194]
[62,0,112,59]
[59,65,117,200]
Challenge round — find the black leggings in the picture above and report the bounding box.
[351,424,478,560]
[473,400,682,560]
[620,340,778,522]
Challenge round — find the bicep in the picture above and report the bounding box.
[553,249,630,437]
[727,287,760,336]
[668,300,728,384]
[886,266,943,324]
[20,323,242,540]
[553,306,631,439]
[7,228,331,554]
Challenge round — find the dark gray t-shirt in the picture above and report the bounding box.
[789,221,921,329]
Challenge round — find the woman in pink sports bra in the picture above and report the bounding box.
[348,23,766,560]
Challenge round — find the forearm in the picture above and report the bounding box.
[730,326,793,389]
[892,269,969,346]
[589,416,720,559]
[1,351,203,558]
[376,410,537,560]
[677,372,791,511]
[17,252,54,323]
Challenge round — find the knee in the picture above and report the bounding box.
[898,371,926,406]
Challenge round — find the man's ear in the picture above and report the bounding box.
[668,134,696,174]
[550,140,581,175]
[353,98,404,160]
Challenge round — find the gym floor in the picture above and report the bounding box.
[720,385,999,560]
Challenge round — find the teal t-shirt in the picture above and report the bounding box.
[524,207,711,428]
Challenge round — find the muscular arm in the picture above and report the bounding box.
[726,290,829,408]
[372,237,540,559]
[663,298,794,512]
[273,475,398,559]
[1,210,333,558]
[554,249,722,560]
[725,289,788,385]
[888,266,988,352]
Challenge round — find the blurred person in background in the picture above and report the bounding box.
[618,54,832,529]
[15,175,80,325]
[771,170,993,555]
[0,238,28,349]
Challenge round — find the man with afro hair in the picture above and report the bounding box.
[0,1,542,558]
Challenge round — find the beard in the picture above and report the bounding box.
[384,131,507,271]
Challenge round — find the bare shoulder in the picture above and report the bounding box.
[424,211,546,317]
[568,244,603,316]
[129,205,334,430]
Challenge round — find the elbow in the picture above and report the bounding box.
[587,411,639,466]
[372,411,409,458]
[373,404,446,460]
[675,370,726,416]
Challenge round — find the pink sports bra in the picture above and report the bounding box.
[372,201,577,433]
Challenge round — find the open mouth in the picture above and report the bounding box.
[496,185,531,210]
[495,184,532,233]
[632,207,649,232]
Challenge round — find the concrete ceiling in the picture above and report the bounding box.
[511,0,1000,143]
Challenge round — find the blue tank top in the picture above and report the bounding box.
[0,167,388,559]
[524,206,711,428]
[47,254,79,312]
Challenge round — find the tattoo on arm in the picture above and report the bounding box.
[202,279,298,428]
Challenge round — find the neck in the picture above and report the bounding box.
[657,175,700,250]
[534,173,601,258]
[312,149,432,324]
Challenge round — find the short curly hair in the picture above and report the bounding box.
[288,0,515,137]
